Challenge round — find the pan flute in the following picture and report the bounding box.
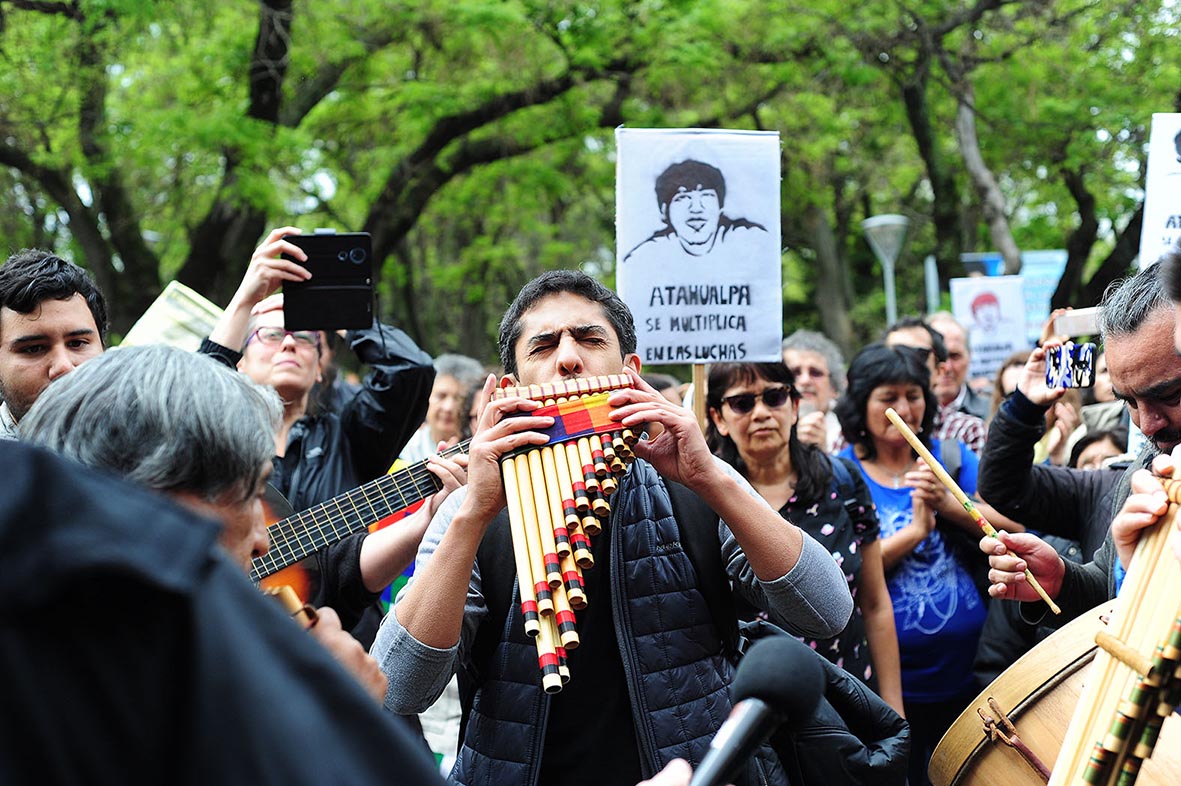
[493,374,638,693]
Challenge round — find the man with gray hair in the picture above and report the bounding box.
[781,329,846,453]
[981,261,1181,622]
[20,344,388,697]
[928,312,990,421]
[6,344,444,783]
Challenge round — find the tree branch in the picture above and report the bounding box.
[4,0,81,19]
[278,27,398,126]
[249,0,293,123]
[1050,163,1099,308]
[1079,203,1142,306]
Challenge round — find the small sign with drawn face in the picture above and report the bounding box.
[615,128,782,365]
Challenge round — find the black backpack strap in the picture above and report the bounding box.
[827,455,865,525]
[665,479,740,656]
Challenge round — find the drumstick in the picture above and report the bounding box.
[884,407,1061,615]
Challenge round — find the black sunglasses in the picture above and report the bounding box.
[720,385,796,415]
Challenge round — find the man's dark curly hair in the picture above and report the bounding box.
[497,270,635,377]
[0,249,108,343]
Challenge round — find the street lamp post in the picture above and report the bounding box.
[861,214,911,326]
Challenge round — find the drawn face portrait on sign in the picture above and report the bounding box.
[659,162,725,255]
[614,128,782,365]
[971,291,1002,333]
[623,159,767,265]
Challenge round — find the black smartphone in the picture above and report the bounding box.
[1045,342,1096,388]
[281,231,373,331]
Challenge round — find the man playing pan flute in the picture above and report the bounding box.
[373,270,853,786]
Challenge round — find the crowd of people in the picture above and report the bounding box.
[3,228,1181,786]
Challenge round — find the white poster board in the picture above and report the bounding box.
[119,280,224,351]
[950,275,1027,380]
[1140,113,1181,269]
[615,128,782,364]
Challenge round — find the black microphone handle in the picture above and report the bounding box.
[688,698,780,786]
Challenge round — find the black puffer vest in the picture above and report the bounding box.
[453,459,785,786]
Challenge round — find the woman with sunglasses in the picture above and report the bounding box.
[706,361,904,717]
[202,227,461,644]
[834,342,995,786]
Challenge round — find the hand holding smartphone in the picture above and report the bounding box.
[1044,341,1096,389]
[281,231,374,331]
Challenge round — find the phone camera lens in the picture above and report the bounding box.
[349,248,368,264]
[337,251,349,262]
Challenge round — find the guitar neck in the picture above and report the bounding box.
[250,440,469,582]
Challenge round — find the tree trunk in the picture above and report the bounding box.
[1051,165,1099,309]
[175,0,293,307]
[954,81,1022,274]
[1079,203,1143,307]
[900,70,961,283]
[803,205,855,358]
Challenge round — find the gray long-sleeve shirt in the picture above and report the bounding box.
[372,458,854,714]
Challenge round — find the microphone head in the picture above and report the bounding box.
[731,635,824,723]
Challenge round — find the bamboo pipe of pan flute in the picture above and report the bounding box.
[550,442,592,584]
[544,445,573,560]
[535,614,563,694]
[515,453,555,618]
[539,447,584,615]
[502,456,542,636]
[883,407,1061,615]
[527,448,563,590]
[550,575,580,650]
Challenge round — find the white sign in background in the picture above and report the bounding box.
[950,275,1027,381]
[1140,112,1181,269]
[615,128,782,365]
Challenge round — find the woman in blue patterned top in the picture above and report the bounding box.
[706,361,903,716]
[834,343,987,786]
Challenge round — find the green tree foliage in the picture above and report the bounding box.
[0,0,1172,364]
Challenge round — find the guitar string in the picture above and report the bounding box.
[253,441,470,578]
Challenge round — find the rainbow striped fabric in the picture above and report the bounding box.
[528,391,617,446]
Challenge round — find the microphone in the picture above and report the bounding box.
[689,635,824,786]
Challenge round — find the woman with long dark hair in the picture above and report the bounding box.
[834,343,993,786]
[706,361,903,716]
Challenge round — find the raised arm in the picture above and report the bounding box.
[208,227,309,351]
[609,369,853,638]
[338,322,435,483]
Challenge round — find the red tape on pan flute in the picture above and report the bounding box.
[493,375,637,693]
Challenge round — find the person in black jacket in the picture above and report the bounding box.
[203,226,453,641]
[19,343,397,702]
[976,348,1123,562]
[0,439,447,786]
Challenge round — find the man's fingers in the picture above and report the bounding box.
[979,535,1005,556]
[988,554,1027,576]
[1151,453,1176,477]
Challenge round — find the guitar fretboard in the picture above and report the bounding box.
[250,440,469,582]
